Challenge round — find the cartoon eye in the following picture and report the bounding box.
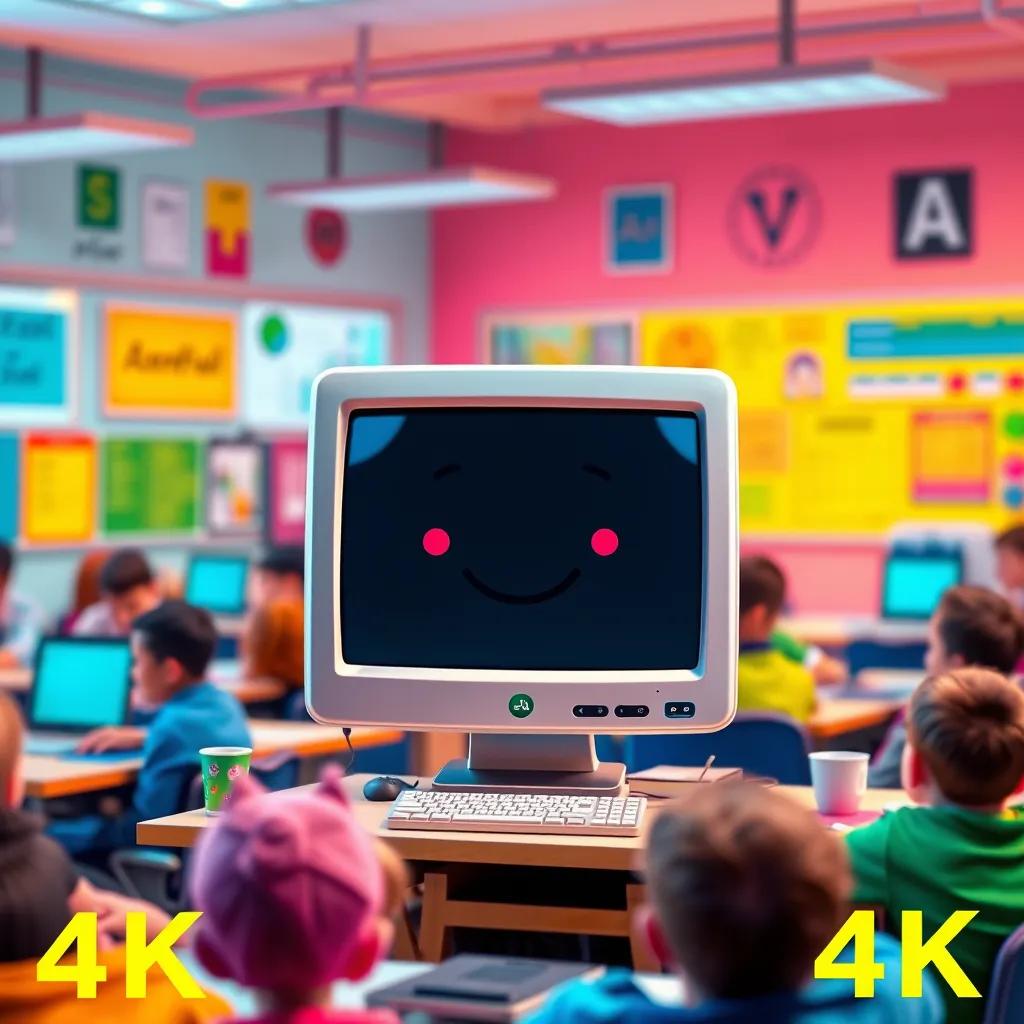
[208,763,220,776]
[422,528,451,557]
[228,765,241,779]
[591,528,619,557]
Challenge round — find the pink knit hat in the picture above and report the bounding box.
[189,764,386,991]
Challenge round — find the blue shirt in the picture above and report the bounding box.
[0,588,44,665]
[48,681,251,857]
[523,936,943,1024]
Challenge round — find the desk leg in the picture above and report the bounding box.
[419,872,452,963]
[626,883,659,972]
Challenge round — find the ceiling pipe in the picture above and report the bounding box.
[185,3,1024,121]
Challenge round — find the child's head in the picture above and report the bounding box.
[0,692,24,809]
[904,668,1024,809]
[190,765,401,1000]
[926,585,1024,676]
[642,781,849,1001]
[996,525,1024,592]
[100,548,160,633]
[251,547,304,608]
[246,600,304,687]
[738,556,787,642]
[72,549,110,616]
[130,600,217,705]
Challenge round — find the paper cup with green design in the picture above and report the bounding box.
[200,746,252,815]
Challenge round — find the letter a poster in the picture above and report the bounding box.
[103,303,237,419]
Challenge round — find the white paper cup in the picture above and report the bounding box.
[809,751,869,815]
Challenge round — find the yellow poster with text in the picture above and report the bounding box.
[23,433,96,544]
[105,305,237,417]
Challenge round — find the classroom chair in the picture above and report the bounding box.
[624,712,812,785]
[845,639,928,677]
[983,923,1024,1024]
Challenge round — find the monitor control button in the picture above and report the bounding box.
[664,701,696,719]
[572,705,609,718]
[614,705,650,718]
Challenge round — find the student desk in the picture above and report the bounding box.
[138,774,906,970]
[23,723,403,800]
[853,668,923,699]
[778,615,929,649]
[807,695,901,739]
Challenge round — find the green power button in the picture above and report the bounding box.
[508,694,534,718]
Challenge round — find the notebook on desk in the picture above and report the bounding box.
[627,764,743,798]
[366,954,602,1022]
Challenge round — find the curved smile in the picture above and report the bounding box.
[462,568,582,605]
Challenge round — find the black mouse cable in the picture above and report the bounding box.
[342,726,355,775]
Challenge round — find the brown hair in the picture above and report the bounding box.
[739,555,787,617]
[72,549,109,615]
[936,586,1024,674]
[245,599,304,689]
[0,692,24,804]
[645,781,849,999]
[996,524,1024,556]
[908,668,1024,806]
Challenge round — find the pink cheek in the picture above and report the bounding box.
[423,528,451,557]
[591,528,619,557]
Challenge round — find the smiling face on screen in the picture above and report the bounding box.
[338,408,704,672]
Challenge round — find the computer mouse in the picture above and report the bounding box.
[363,776,416,802]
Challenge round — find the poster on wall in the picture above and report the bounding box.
[487,314,634,365]
[205,180,250,278]
[0,286,77,426]
[73,164,122,263]
[102,438,201,536]
[894,169,972,260]
[23,433,96,545]
[0,167,14,248]
[265,438,307,546]
[605,185,672,273]
[206,438,262,536]
[142,180,190,271]
[242,303,390,428]
[0,434,18,541]
[104,303,236,419]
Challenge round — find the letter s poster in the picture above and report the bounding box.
[103,303,237,419]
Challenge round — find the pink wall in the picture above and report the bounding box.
[431,81,1022,614]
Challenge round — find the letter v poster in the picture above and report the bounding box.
[103,303,237,419]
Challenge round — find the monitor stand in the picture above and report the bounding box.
[432,734,626,796]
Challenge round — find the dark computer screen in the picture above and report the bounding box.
[339,407,704,670]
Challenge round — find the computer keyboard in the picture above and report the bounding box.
[385,790,647,837]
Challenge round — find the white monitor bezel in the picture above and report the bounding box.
[306,365,737,734]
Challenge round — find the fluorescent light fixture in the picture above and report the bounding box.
[0,112,193,162]
[544,60,943,125]
[268,166,556,211]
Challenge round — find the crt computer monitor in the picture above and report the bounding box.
[881,547,963,621]
[30,637,133,733]
[185,554,250,616]
[306,366,738,791]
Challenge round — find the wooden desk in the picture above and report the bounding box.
[808,696,901,740]
[24,723,402,800]
[778,614,929,649]
[139,774,904,970]
[854,668,922,699]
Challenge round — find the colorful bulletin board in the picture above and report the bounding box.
[206,438,262,536]
[264,437,307,546]
[0,434,18,541]
[486,312,635,365]
[0,286,77,426]
[642,299,1024,533]
[104,304,237,419]
[22,433,96,545]
[101,438,201,536]
[242,303,390,428]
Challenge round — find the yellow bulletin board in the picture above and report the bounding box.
[104,304,237,418]
[642,299,1024,534]
[22,433,97,545]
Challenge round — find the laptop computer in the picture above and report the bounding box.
[25,637,134,755]
[881,546,963,621]
[185,553,249,616]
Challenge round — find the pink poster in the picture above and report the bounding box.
[268,438,307,545]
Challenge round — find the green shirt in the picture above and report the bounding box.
[846,805,1024,1024]
[737,644,816,723]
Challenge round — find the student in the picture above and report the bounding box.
[58,549,109,635]
[242,598,304,692]
[847,668,1024,1024]
[189,765,405,1024]
[49,601,251,863]
[249,546,304,608]
[527,781,940,1024]
[0,541,44,669]
[995,523,1024,609]
[0,692,227,1023]
[72,548,161,638]
[772,629,847,686]
[736,555,817,722]
[869,585,1024,788]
